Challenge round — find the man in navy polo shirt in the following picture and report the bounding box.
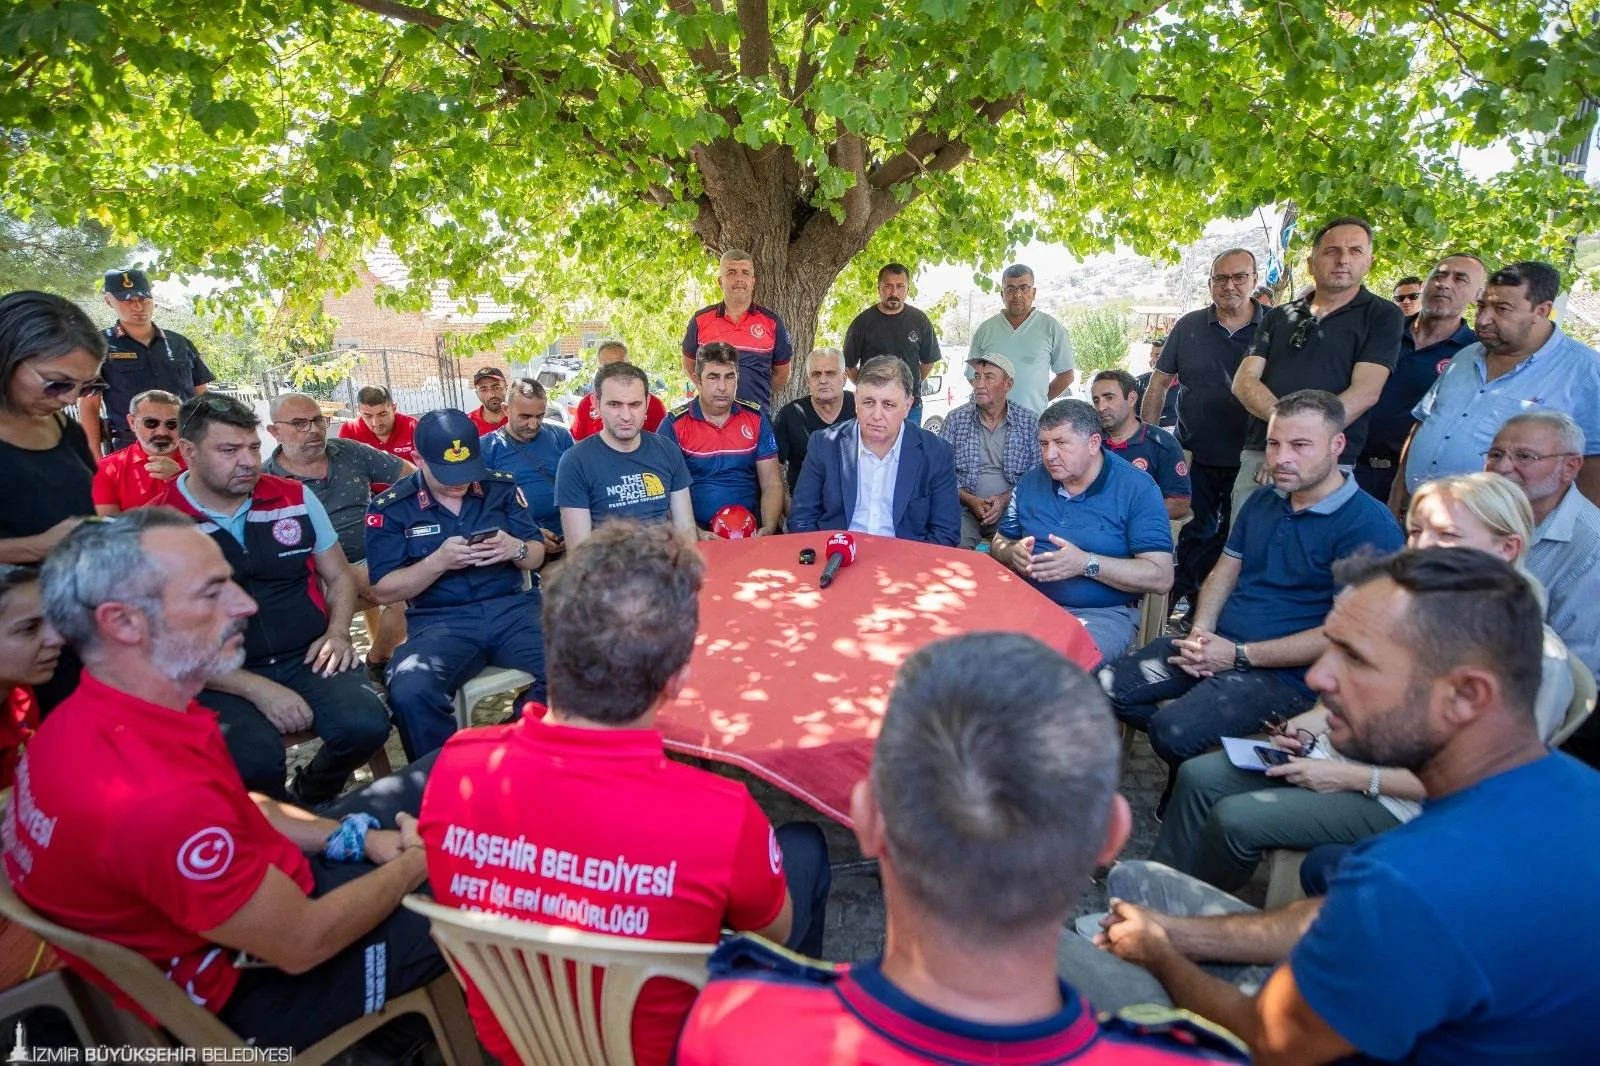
[680,250,793,416]
[1145,249,1265,622]
[1355,253,1484,505]
[660,342,783,536]
[1100,390,1403,813]
[994,400,1174,663]
[1231,217,1403,516]
[1092,370,1191,521]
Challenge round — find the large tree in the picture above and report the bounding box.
[2,0,1596,373]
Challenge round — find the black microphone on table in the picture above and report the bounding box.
[819,531,857,589]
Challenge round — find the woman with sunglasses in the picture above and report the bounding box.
[1147,471,1572,892]
[0,291,107,711]
[0,564,67,999]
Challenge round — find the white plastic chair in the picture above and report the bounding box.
[452,667,536,731]
[404,896,714,1066]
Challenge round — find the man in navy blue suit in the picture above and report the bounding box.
[788,355,961,545]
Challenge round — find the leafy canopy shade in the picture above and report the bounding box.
[2,0,1595,370]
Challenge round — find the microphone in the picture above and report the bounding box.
[819,532,857,589]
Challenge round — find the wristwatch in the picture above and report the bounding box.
[1082,555,1101,579]
[515,542,529,562]
[1233,643,1252,672]
[1365,766,1383,799]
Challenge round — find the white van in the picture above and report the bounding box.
[917,345,975,435]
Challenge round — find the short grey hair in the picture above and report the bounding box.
[1499,409,1586,455]
[268,391,319,420]
[129,389,182,415]
[806,347,844,371]
[856,354,912,396]
[1038,398,1101,439]
[719,248,754,269]
[1209,247,1258,274]
[41,508,195,652]
[1001,264,1033,284]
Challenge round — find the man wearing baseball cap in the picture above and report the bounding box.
[365,408,547,758]
[467,366,509,435]
[936,352,1041,548]
[80,268,214,456]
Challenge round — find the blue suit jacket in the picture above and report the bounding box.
[788,419,961,546]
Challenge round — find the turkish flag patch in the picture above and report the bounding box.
[365,513,384,528]
[1175,460,1189,477]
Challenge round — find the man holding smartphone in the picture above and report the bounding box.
[365,408,547,759]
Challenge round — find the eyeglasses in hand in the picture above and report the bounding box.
[1289,312,1321,351]
[1263,714,1319,755]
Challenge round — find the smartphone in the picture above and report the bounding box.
[1255,746,1292,767]
[466,527,501,545]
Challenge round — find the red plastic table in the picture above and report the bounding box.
[655,532,1101,825]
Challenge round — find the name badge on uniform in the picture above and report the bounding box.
[405,523,443,538]
[108,350,140,360]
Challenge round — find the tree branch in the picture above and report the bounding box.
[737,0,771,80]
[867,93,1023,190]
[666,0,731,74]
[342,0,450,32]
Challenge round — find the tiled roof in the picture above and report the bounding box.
[361,239,518,326]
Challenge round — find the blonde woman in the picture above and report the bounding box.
[1147,472,1572,892]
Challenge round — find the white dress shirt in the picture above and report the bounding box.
[851,424,905,537]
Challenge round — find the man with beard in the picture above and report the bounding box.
[1092,370,1191,521]
[1100,391,1402,814]
[1062,548,1600,1063]
[162,394,391,806]
[2,509,448,1052]
[91,389,187,514]
[1399,261,1600,508]
[263,392,413,687]
[466,366,510,435]
[842,263,940,426]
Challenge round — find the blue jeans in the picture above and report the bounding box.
[1071,604,1140,666]
[1100,636,1313,766]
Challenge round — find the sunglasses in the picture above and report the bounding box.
[1289,312,1321,351]
[26,363,109,400]
[139,417,179,431]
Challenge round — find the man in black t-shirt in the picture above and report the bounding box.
[1230,217,1402,517]
[775,347,856,494]
[842,263,939,426]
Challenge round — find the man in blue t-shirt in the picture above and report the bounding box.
[994,399,1174,664]
[1066,547,1600,1064]
[480,377,574,558]
[1099,390,1403,812]
[554,362,695,549]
